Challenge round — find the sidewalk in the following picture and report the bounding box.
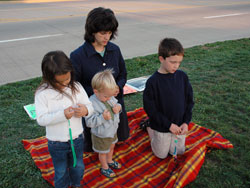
[1,0,249,85]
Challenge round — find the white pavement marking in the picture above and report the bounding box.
[0,34,63,44]
[204,12,248,19]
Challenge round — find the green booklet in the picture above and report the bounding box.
[23,103,36,120]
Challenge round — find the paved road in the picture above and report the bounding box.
[0,0,250,85]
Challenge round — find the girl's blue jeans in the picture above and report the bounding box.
[48,134,84,188]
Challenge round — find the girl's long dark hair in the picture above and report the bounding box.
[36,51,78,99]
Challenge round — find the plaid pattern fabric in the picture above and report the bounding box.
[22,108,233,188]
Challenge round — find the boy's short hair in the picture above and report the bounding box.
[91,69,117,91]
[158,38,184,59]
[84,7,118,43]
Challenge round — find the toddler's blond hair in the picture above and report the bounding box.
[91,69,117,92]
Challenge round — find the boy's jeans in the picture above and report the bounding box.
[48,134,84,188]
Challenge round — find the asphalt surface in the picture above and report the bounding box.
[0,0,250,85]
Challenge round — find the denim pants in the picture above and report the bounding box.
[48,134,84,188]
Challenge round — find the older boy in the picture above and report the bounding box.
[143,38,194,159]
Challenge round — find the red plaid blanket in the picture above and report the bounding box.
[22,108,233,187]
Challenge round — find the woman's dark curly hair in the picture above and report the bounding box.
[84,7,119,43]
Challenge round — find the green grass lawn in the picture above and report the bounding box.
[0,38,250,188]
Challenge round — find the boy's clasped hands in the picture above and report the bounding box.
[103,104,121,120]
[64,104,88,119]
[169,123,188,135]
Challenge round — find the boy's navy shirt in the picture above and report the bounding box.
[143,70,194,133]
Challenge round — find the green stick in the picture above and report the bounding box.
[68,120,77,167]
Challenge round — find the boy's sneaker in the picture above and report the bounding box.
[139,118,150,131]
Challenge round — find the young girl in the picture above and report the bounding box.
[35,51,93,188]
[85,69,122,178]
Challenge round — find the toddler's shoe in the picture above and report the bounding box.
[108,160,121,169]
[100,168,116,178]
